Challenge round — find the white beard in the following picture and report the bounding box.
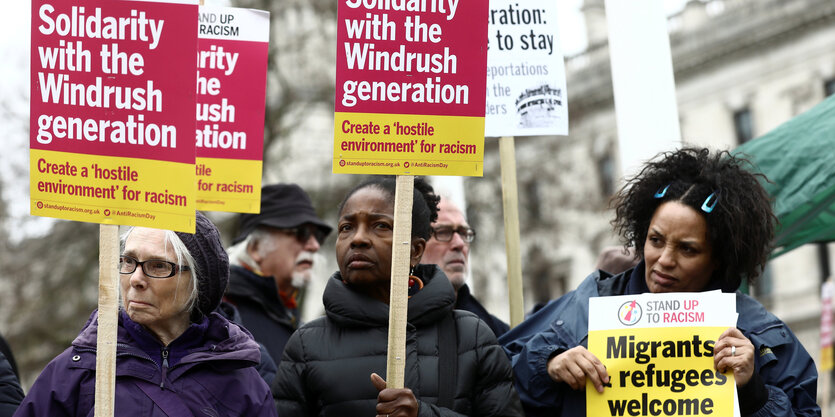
[291,251,316,289]
[291,269,311,289]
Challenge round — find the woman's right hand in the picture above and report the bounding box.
[370,373,418,417]
[546,346,609,393]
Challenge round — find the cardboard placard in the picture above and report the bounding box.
[587,291,738,417]
[30,0,199,232]
[485,0,568,137]
[333,0,489,176]
[196,6,269,213]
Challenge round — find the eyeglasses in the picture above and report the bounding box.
[431,226,476,243]
[282,225,327,244]
[119,255,190,278]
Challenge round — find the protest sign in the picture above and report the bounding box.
[196,6,269,213]
[822,280,834,416]
[822,281,834,371]
[333,0,489,176]
[485,0,568,137]
[30,0,198,232]
[587,291,737,417]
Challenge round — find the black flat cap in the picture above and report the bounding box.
[232,183,332,244]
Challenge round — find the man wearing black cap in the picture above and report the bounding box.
[224,184,331,362]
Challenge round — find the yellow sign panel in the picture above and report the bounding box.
[333,112,484,176]
[30,149,196,232]
[587,326,734,417]
[196,157,263,213]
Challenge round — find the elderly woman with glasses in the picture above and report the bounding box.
[15,213,277,417]
[499,148,820,417]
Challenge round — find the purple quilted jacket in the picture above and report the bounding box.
[14,310,276,417]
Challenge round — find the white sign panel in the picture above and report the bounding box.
[589,290,737,331]
[485,0,568,137]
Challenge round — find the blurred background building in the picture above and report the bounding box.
[0,0,833,409]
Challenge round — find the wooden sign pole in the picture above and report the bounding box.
[386,175,414,389]
[94,224,119,416]
[499,136,524,327]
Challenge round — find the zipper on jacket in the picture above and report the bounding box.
[160,347,169,389]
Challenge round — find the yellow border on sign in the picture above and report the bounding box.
[333,112,484,176]
[30,149,196,232]
[195,157,263,213]
[587,326,734,417]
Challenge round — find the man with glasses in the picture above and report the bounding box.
[421,197,510,337]
[224,184,331,363]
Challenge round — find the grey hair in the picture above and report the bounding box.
[120,227,199,315]
[226,226,273,272]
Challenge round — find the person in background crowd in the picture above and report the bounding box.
[499,148,820,417]
[0,348,23,417]
[274,176,523,416]
[421,196,510,337]
[0,334,18,383]
[224,183,331,362]
[594,246,639,275]
[14,212,276,416]
[215,300,278,387]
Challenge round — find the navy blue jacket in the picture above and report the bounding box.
[224,265,297,362]
[499,262,820,417]
[456,284,510,338]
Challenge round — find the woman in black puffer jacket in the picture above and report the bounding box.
[274,177,523,417]
[0,348,23,417]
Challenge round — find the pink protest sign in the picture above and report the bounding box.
[195,6,269,213]
[30,0,198,232]
[333,0,489,176]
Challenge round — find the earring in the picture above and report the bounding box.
[408,265,423,298]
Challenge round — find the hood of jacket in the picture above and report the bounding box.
[323,263,455,329]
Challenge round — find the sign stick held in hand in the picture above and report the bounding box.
[386,175,414,388]
[94,225,119,416]
[499,137,525,327]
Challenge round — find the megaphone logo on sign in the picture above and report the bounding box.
[618,300,642,326]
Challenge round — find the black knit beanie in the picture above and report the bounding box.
[175,212,229,318]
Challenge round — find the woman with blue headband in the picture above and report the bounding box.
[500,148,819,417]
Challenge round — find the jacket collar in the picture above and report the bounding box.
[226,265,295,325]
[120,310,209,368]
[323,264,456,328]
[70,310,262,381]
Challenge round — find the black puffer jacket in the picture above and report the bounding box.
[0,350,23,417]
[274,264,523,416]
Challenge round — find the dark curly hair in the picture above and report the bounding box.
[338,176,440,240]
[612,148,776,291]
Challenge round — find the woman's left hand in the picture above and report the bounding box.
[713,327,755,386]
[371,373,419,417]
